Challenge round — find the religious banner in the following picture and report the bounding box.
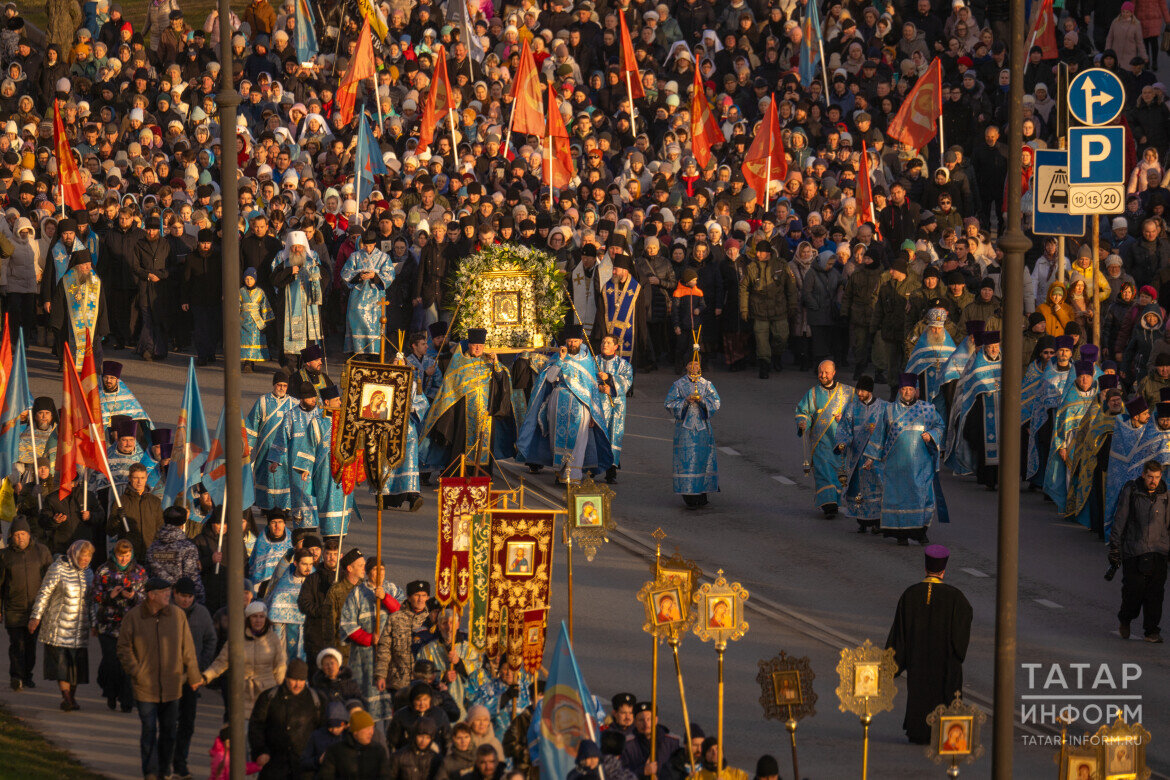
[468,507,493,650]
[332,358,414,489]
[436,475,491,606]
[521,606,549,674]
[485,509,556,657]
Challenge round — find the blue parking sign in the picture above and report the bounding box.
[1068,126,1125,184]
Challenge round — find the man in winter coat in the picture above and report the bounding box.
[0,517,52,690]
[117,577,204,780]
[1131,219,1170,290]
[296,538,339,670]
[739,241,798,378]
[108,464,164,562]
[1109,460,1170,642]
[387,717,443,780]
[249,658,324,779]
[871,257,920,387]
[182,229,224,366]
[97,207,143,349]
[173,576,217,780]
[318,708,390,779]
[879,181,921,251]
[146,507,205,603]
[842,249,884,380]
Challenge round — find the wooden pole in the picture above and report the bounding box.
[716,645,725,777]
[785,705,800,780]
[669,638,697,776]
[649,633,659,774]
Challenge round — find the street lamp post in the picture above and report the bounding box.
[216,4,245,777]
[992,0,1031,775]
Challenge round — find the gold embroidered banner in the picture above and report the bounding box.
[436,476,491,606]
[485,509,556,657]
[520,606,549,673]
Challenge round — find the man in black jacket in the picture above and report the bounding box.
[1110,460,1170,643]
[0,517,52,690]
[182,229,224,365]
[970,127,1008,235]
[241,215,284,357]
[297,538,339,669]
[879,180,921,253]
[132,212,172,362]
[387,717,443,780]
[96,206,144,349]
[319,708,390,779]
[250,659,324,779]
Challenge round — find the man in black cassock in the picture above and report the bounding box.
[885,544,973,744]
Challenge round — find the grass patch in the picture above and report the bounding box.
[0,700,110,780]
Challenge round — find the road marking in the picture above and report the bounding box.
[719,446,741,455]
[961,567,989,578]
[624,432,673,442]
[1034,598,1063,609]
[771,475,796,485]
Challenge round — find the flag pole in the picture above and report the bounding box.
[503,99,517,165]
[815,12,830,108]
[370,72,385,134]
[448,108,459,164]
[765,105,773,213]
[625,72,638,134]
[547,133,554,212]
[215,502,227,574]
[26,410,41,510]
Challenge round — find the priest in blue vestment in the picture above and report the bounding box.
[341,230,395,354]
[595,333,633,484]
[795,360,852,517]
[516,323,613,483]
[1042,360,1098,509]
[665,358,721,508]
[944,331,1002,488]
[864,373,947,545]
[834,375,887,532]
[245,370,294,510]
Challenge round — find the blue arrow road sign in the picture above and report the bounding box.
[1068,68,1126,126]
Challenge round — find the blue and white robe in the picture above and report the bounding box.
[1103,419,1170,536]
[247,530,291,585]
[835,393,887,521]
[240,286,274,361]
[407,352,443,402]
[1020,360,1048,428]
[905,329,956,420]
[382,389,429,498]
[1026,363,1074,480]
[339,581,404,722]
[420,636,486,721]
[95,443,153,492]
[246,392,294,510]
[595,354,632,467]
[1043,379,1098,509]
[516,353,613,476]
[940,336,977,387]
[341,248,395,353]
[944,352,1002,476]
[314,411,353,537]
[273,248,324,355]
[665,375,720,495]
[17,422,58,468]
[265,566,307,660]
[510,352,549,432]
[863,400,946,530]
[795,382,852,508]
[100,381,152,429]
[50,236,84,281]
[269,405,326,528]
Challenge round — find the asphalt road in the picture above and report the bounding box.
[10,341,1168,779]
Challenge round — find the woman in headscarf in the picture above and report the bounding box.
[463,703,505,755]
[91,538,146,712]
[7,216,42,343]
[201,601,287,719]
[28,539,94,711]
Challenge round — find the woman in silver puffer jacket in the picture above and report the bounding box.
[29,540,94,711]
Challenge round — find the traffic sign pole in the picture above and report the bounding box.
[1058,134,1066,284]
[1093,217,1100,347]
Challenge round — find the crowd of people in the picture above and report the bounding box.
[0,0,1166,774]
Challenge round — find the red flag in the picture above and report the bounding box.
[545,85,574,190]
[690,70,722,169]
[857,141,881,240]
[509,39,546,138]
[56,343,114,499]
[336,19,375,127]
[80,331,102,423]
[886,58,943,150]
[419,45,457,154]
[53,99,85,211]
[1028,0,1059,60]
[741,95,786,200]
[618,13,645,100]
[329,409,365,494]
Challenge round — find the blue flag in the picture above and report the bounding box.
[163,359,211,508]
[355,112,387,205]
[0,331,32,478]
[201,406,255,508]
[527,622,601,780]
[799,0,821,88]
[294,0,318,65]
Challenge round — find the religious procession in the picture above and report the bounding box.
[0,0,1164,775]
